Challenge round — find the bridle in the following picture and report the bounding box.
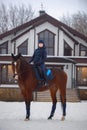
[12,61,18,80]
[12,61,30,80]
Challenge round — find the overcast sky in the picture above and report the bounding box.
[0,0,87,19]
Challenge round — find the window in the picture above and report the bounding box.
[64,40,72,56]
[1,64,15,84]
[0,41,8,54]
[38,30,55,55]
[80,44,87,56]
[77,66,87,86]
[18,39,28,55]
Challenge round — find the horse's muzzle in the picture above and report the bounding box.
[13,74,18,80]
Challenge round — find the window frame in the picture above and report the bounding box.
[76,66,87,86]
[64,40,72,56]
[0,41,8,54]
[38,29,55,56]
[79,44,87,56]
[18,39,28,55]
[1,64,16,84]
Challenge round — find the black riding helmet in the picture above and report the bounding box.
[38,40,45,48]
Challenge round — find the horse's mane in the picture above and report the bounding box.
[19,56,32,72]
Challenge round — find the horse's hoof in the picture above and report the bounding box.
[61,116,65,121]
[48,115,53,120]
[48,117,52,120]
[24,118,29,121]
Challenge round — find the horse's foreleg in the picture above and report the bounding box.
[48,102,57,119]
[48,89,57,119]
[25,101,31,120]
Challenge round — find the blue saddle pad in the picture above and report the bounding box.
[46,69,54,81]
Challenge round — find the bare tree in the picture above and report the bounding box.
[0,3,34,34]
[72,12,87,36]
[18,4,34,24]
[9,5,19,28]
[60,11,87,36]
[0,3,9,33]
[60,13,72,27]
[9,4,34,28]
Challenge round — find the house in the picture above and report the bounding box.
[0,12,87,101]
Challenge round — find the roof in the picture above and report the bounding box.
[0,55,76,64]
[0,13,87,42]
[47,56,77,64]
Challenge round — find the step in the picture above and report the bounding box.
[33,88,80,102]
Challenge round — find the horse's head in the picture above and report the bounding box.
[11,53,22,80]
[11,53,21,61]
[11,53,30,80]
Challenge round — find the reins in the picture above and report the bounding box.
[12,61,31,79]
[13,69,31,79]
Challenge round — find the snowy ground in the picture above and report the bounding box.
[0,101,87,130]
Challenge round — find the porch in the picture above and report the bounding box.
[0,87,81,102]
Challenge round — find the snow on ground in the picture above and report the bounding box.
[0,101,87,130]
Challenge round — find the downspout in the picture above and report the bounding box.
[34,27,36,50]
[57,28,59,56]
[72,63,76,88]
[0,64,1,84]
[74,64,76,88]
[71,63,73,88]
[14,40,16,54]
[34,27,37,98]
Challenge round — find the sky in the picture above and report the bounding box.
[0,0,87,19]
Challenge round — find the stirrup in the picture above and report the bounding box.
[44,81,49,86]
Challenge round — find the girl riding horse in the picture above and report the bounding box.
[29,40,48,86]
[11,53,67,121]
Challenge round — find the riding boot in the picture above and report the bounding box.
[37,80,44,88]
[43,76,49,86]
[44,81,49,86]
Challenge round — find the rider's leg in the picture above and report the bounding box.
[40,64,49,86]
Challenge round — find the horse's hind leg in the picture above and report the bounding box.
[60,89,66,121]
[48,88,58,119]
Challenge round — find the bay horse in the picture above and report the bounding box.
[11,53,67,121]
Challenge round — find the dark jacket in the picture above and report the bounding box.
[29,47,47,66]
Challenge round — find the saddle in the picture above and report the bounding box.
[34,66,54,81]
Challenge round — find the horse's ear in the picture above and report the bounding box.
[19,53,21,56]
[11,53,14,58]
[18,53,21,58]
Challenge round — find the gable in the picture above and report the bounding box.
[0,13,87,43]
